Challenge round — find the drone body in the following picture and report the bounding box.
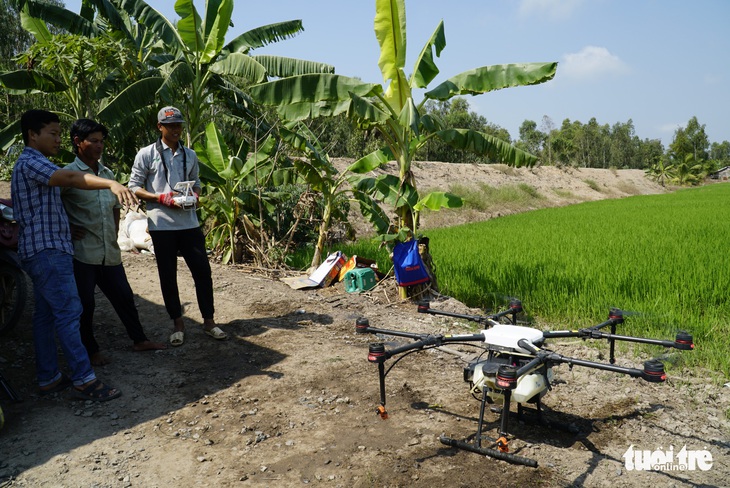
[357,300,694,467]
[468,354,552,407]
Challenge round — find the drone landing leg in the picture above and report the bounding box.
[439,433,538,467]
[516,399,581,435]
[475,385,490,448]
[517,398,543,423]
[497,390,512,453]
[439,388,538,468]
[0,371,22,403]
[376,362,388,419]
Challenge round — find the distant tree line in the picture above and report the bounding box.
[309,96,729,179]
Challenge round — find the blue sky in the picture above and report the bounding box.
[65,0,730,148]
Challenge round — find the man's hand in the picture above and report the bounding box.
[158,191,177,208]
[109,181,138,208]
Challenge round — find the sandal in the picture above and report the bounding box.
[204,326,228,340]
[73,379,122,402]
[39,374,72,396]
[169,330,185,347]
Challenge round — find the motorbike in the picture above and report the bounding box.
[0,198,27,336]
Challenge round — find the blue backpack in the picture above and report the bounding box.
[392,240,430,286]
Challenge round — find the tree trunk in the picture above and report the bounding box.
[311,202,332,269]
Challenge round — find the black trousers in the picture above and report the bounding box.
[73,259,149,356]
[149,227,214,321]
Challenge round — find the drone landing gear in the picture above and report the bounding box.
[441,385,539,467]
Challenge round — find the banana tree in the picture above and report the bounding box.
[645,158,675,187]
[2,0,334,150]
[249,0,557,236]
[195,120,301,264]
[0,1,142,152]
[278,123,390,268]
[97,0,335,147]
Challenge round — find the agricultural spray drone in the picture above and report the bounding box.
[356,300,694,467]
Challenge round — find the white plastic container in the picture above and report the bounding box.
[471,363,552,405]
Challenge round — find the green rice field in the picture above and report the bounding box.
[426,183,730,376]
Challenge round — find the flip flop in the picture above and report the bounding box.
[39,374,72,396]
[204,326,228,340]
[169,331,185,347]
[72,379,122,402]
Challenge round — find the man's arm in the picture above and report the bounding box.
[49,169,138,207]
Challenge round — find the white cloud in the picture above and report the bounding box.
[519,0,584,20]
[561,46,629,80]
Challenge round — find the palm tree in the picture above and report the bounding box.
[672,154,702,186]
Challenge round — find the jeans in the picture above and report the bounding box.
[73,260,149,356]
[149,227,214,320]
[21,249,95,387]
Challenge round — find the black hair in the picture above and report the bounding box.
[20,109,60,146]
[70,118,108,154]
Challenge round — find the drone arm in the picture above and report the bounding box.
[578,330,694,350]
[383,332,488,359]
[355,318,432,340]
[417,304,490,324]
[542,329,583,339]
[516,338,666,382]
[542,352,667,382]
[587,318,618,331]
[417,300,524,326]
[384,335,443,358]
[362,326,429,341]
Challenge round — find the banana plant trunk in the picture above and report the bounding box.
[311,201,333,269]
[394,154,438,299]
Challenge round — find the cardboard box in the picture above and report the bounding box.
[281,251,347,289]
